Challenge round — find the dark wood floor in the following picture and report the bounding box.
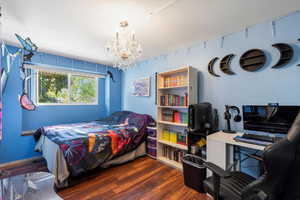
[59,157,211,200]
[2,156,211,200]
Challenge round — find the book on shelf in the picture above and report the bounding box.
[161,109,188,124]
[162,145,186,163]
[160,93,188,106]
[163,75,187,88]
[177,131,187,145]
[161,128,187,146]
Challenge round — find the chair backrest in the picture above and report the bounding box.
[282,111,300,200]
[262,112,300,200]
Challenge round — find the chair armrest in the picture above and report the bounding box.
[204,162,231,178]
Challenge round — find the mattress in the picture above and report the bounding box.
[35,135,146,188]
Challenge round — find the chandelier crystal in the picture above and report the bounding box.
[105,21,142,69]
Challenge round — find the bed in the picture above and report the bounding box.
[34,111,154,188]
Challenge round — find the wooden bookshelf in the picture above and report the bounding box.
[156,66,198,170]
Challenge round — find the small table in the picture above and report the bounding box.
[0,172,62,200]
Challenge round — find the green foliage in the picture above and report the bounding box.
[39,72,68,103]
[70,75,96,103]
[38,71,97,104]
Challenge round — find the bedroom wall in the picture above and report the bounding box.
[122,11,300,176]
[122,11,300,127]
[0,46,122,164]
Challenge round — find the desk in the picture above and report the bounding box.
[207,131,265,175]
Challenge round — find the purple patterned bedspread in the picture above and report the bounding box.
[35,111,154,176]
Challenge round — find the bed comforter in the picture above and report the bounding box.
[34,111,154,177]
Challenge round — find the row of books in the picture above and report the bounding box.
[163,75,188,88]
[161,129,187,145]
[162,110,188,124]
[162,145,186,163]
[160,93,188,106]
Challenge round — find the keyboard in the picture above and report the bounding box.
[241,133,283,143]
[234,136,272,146]
[234,133,284,146]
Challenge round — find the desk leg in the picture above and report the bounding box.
[232,146,241,171]
[226,144,235,171]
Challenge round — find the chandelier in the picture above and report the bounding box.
[105,21,142,69]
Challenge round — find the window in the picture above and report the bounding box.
[37,70,98,105]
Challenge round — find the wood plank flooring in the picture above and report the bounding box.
[59,157,211,200]
[1,156,211,200]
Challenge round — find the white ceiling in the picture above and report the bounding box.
[1,0,300,65]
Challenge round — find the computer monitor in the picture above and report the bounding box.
[242,105,300,134]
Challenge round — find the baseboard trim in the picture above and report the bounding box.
[0,156,43,169]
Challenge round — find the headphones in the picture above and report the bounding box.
[224,105,242,122]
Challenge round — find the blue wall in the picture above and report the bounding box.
[122,11,300,176]
[0,46,122,164]
[122,11,300,129]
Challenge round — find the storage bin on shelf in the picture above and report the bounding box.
[147,136,157,148]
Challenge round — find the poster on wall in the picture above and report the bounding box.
[132,77,150,97]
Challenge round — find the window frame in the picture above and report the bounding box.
[36,69,99,106]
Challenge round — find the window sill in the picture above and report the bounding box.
[36,103,99,106]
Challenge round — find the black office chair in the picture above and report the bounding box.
[202,111,300,200]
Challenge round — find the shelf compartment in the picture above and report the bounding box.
[158,85,188,90]
[157,156,183,170]
[157,121,188,127]
[240,49,266,72]
[158,140,188,151]
[158,139,188,150]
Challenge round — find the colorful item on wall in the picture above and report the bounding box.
[132,77,150,96]
[15,34,38,62]
[15,34,38,111]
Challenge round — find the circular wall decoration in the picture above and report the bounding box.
[220,54,235,75]
[272,43,294,68]
[240,49,266,72]
[208,57,220,77]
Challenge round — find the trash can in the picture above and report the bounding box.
[182,154,207,193]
